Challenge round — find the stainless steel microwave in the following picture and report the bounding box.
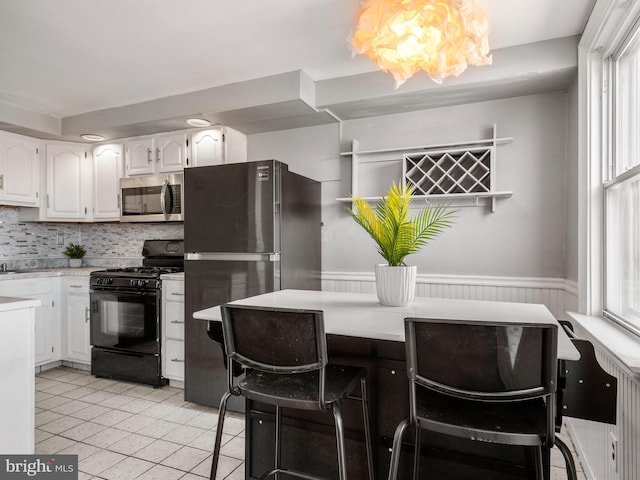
[119,173,184,222]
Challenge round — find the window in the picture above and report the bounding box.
[604,26,640,335]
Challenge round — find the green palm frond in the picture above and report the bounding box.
[346,182,456,266]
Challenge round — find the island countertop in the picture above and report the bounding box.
[0,296,41,312]
[193,289,580,360]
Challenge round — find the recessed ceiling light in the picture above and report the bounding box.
[81,134,105,141]
[186,118,212,127]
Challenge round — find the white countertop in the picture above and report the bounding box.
[0,267,99,279]
[193,289,580,361]
[568,311,640,376]
[0,296,41,312]
[161,272,184,281]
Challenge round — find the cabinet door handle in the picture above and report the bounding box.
[170,292,184,296]
[85,307,90,322]
[0,174,3,190]
[156,147,161,163]
[69,285,83,288]
[170,358,185,363]
[46,194,50,208]
[170,320,184,324]
[147,148,152,163]
[117,194,120,208]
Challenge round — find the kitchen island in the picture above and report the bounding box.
[194,289,579,479]
[0,296,41,454]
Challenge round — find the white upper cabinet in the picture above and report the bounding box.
[125,133,186,176]
[188,127,247,168]
[156,133,187,172]
[45,143,91,220]
[0,132,40,207]
[189,128,223,167]
[125,138,154,175]
[93,144,123,221]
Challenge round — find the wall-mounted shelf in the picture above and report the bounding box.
[336,191,513,212]
[338,124,513,212]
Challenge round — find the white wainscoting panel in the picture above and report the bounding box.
[322,271,577,320]
[566,338,640,480]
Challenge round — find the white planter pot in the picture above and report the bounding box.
[69,258,83,268]
[374,264,417,307]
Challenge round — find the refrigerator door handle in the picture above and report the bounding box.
[185,252,280,262]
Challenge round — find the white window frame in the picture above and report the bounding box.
[579,0,640,337]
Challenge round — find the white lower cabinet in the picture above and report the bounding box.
[162,279,185,382]
[33,292,56,365]
[0,277,60,367]
[63,277,91,364]
[164,339,185,381]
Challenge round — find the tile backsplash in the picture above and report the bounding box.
[0,206,184,269]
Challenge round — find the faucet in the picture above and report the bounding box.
[0,263,7,272]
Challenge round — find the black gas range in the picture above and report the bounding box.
[90,266,183,289]
[89,239,184,387]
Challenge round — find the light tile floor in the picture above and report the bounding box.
[35,367,244,480]
[35,366,587,480]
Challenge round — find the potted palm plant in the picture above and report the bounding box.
[64,243,87,268]
[347,182,455,306]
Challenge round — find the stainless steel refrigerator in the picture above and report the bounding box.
[184,160,321,409]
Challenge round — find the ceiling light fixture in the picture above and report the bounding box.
[352,0,492,88]
[186,118,212,127]
[81,134,105,141]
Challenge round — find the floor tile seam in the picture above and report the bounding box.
[223,463,244,480]
[53,417,206,440]
[72,446,235,478]
[136,414,219,427]
[78,454,155,478]
[78,430,223,457]
[41,378,104,388]
[94,451,231,476]
[101,435,184,456]
[36,406,230,437]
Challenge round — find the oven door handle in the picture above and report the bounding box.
[90,288,157,297]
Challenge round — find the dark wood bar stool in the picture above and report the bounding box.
[388,317,559,480]
[210,304,375,480]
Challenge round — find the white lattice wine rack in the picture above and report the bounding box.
[403,146,494,195]
[337,124,513,212]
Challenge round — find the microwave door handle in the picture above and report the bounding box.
[160,179,169,219]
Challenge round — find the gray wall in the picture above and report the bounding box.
[1,90,573,279]
[250,91,571,278]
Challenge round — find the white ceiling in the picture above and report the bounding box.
[0,0,596,137]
